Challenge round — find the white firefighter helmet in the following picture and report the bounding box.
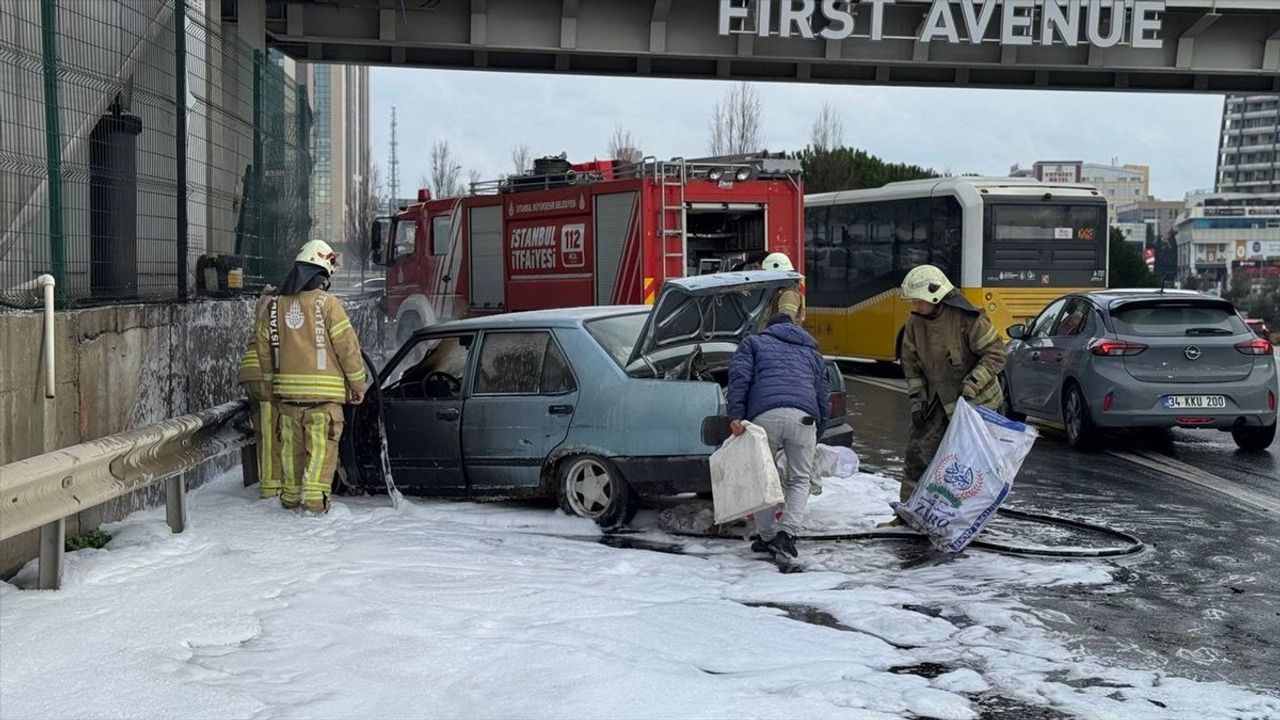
[901,265,954,304]
[762,252,794,272]
[295,240,340,275]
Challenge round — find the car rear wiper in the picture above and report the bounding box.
[1184,327,1233,336]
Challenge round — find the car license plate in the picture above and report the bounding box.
[1162,395,1226,410]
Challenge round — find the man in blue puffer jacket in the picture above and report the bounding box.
[727,309,828,559]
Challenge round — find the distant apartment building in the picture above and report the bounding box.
[1216,94,1280,195]
[1009,160,1150,225]
[297,64,371,287]
[1172,192,1280,289]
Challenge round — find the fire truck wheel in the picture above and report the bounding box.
[556,455,638,529]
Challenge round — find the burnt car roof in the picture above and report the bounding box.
[409,305,647,339]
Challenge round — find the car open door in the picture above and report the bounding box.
[625,270,802,371]
[339,352,387,493]
[376,332,476,495]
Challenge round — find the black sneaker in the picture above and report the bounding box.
[749,535,772,553]
[768,531,798,559]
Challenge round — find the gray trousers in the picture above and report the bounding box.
[752,407,818,539]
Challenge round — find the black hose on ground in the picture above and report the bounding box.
[664,506,1146,560]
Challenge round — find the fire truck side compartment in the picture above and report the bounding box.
[469,205,503,308]
[594,191,638,305]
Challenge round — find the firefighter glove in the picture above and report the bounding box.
[910,408,926,430]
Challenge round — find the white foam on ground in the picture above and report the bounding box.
[1,470,1276,720]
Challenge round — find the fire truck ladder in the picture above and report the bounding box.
[657,158,687,279]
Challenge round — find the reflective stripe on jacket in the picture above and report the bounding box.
[900,294,1006,417]
[238,286,276,401]
[254,289,367,402]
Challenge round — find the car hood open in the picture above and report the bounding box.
[625,270,803,369]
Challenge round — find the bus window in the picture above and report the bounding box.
[984,202,1107,287]
[929,196,962,281]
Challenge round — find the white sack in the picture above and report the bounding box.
[711,421,785,525]
[775,444,860,482]
[895,399,1038,553]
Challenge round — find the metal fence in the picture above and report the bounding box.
[0,0,311,309]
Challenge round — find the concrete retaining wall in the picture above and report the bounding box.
[0,294,384,578]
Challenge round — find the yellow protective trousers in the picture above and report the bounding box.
[251,400,283,498]
[277,402,344,511]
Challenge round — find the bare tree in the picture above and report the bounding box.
[510,143,533,175]
[608,124,643,165]
[345,164,384,282]
[708,82,763,156]
[810,102,844,152]
[426,140,464,198]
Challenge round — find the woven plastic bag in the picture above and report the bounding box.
[710,421,785,525]
[895,399,1038,553]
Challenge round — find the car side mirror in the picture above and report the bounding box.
[1007,324,1027,340]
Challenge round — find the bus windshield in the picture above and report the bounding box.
[983,202,1107,287]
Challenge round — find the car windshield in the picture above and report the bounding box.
[1111,302,1248,337]
[585,312,649,368]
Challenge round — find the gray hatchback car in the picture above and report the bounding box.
[1002,290,1277,451]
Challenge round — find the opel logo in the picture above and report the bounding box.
[1184,345,1201,361]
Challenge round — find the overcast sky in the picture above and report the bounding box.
[369,67,1224,201]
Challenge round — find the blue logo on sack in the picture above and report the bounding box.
[943,461,975,492]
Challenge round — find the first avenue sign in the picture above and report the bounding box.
[717,0,1166,49]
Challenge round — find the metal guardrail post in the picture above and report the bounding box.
[38,519,64,590]
[165,475,187,533]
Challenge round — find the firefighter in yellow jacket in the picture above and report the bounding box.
[255,241,368,513]
[886,264,1007,524]
[238,284,281,498]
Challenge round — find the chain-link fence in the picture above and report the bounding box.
[0,0,311,309]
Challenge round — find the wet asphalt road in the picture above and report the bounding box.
[839,363,1280,695]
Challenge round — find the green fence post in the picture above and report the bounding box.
[174,0,189,299]
[39,0,65,304]
[252,49,263,280]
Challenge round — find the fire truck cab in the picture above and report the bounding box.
[372,155,803,342]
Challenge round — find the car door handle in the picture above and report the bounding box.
[1030,351,1041,361]
[548,404,574,416]
[437,408,460,421]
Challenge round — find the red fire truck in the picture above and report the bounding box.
[372,155,804,342]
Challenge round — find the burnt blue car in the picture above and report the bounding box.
[1001,289,1277,451]
[341,271,854,526]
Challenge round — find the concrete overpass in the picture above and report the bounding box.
[243,0,1280,94]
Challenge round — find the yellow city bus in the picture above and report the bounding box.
[803,177,1109,361]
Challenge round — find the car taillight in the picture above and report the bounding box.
[1102,393,1113,411]
[1269,390,1276,412]
[1235,338,1273,356]
[1089,339,1148,357]
[829,391,846,420]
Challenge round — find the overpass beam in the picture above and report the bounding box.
[235,0,266,53]
[471,0,487,46]
[1175,13,1221,69]
[561,0,580,50]
[650,0,672,53]
[1265,28,1280,74]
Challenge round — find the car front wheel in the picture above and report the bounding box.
[556,455,638,529]
[1063,383,1096,450]
[1232,422,1276,452]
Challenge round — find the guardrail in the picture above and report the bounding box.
[0,400,252,589]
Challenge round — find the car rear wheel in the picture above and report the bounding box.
[556,455,638,529]
[1231,422,1276,452]
[999,373,1025,422]
[1063,383,1096,450]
